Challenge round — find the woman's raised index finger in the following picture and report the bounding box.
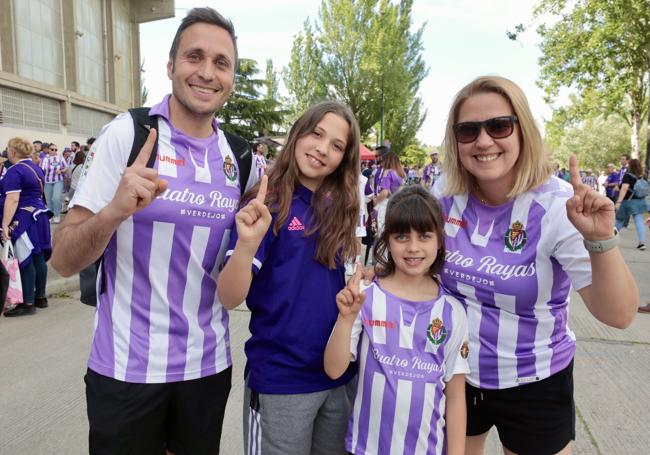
[568,155,582,188]
[255,175,268,203]
[132,128,157,167]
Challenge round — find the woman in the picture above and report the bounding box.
[433,76,638,455]
[40,142,67,223]
[67,151,86,203]
[614,158,646,250]
[2,137,52,317]
[373,150,405,236]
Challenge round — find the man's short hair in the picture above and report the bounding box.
[168,7,238,68]
[375,145,390,158]
[86,137,96,145]
[72,141,80,148]
[33,140,42,145]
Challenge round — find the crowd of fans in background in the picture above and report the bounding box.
[0,137,94,317]
[1,133,648,318]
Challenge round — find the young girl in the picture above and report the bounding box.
[324,185,469,455]
[217,101,361,455]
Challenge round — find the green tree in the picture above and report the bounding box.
[219,58,287,141]
[400,142,428,168]
[264,59,280,100]
[547,114,643,172]
[285,0,428,152]
[285,21,327,117]
[530,0,650,167]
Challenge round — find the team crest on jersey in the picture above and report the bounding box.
[460,341,469,359]
[504,220,527,253]
[427,318,447,345]
[223,156,238,183]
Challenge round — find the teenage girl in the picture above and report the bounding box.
[217,101,361,455]
[325,185,469,455]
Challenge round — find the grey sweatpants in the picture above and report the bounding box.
[243,380,355,455]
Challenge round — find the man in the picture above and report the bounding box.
[422,150,442,187]
[51,8,253,454]
[70,141,81,154]
[604,163,620,203]
[32,140,42,155]
[618,154,630,184]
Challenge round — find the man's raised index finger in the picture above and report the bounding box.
[132,128,157,167]
[255,175,268,203]
[568,155,582,188]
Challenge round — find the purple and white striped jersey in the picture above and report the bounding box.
[40,155,67,183]
[71,95,249,383]
[423,163,441,186]
[345,281,469,455]
[254,153,267,179]
[432,175,592,390]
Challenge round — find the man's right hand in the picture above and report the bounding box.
[104,128,168,222]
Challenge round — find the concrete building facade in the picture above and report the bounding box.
[0,0,174,149]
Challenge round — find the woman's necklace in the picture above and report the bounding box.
[474,185,489,205]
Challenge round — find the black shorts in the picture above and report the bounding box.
[466,360,575,455]
[85,367,232,455]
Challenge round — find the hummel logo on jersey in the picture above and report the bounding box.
[288,216,305,231]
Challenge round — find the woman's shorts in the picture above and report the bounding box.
[616,198,647,224]
[466,360,575,455]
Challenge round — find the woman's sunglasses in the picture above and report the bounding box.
[453,115,518,144]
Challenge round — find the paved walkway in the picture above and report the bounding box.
[0,227,648,454]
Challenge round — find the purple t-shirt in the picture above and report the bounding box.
[72,95,250,383]
[3,160,46,207]
[225,185,356,393]
[345,281,469,454]
[379,169,403,194]
[432,175,591,390]
[605,173,620,198]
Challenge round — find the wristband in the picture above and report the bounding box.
[583,229,619,253]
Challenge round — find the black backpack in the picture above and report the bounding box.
[79,107,253,306]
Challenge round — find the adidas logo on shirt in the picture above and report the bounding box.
[288,216,305,231]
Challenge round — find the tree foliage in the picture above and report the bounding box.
[400,142,429,168]
[547,114,644,172]
[532,0,650,163]
[219,58,287,141]
[285,0,428,153]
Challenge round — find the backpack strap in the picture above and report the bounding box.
[223,130,253,196]
[128,107,159,168]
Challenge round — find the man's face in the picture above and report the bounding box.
[430,153,438,163]
[607,164,615,175]
[620,155,628,166]
[167,22,236,119]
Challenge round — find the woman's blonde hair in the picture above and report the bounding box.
[242,101,361,268]
[442,76,553,198]
[7,137,33,160]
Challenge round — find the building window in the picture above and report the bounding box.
[0,86,61,131]
[113,0,133,109]
[74,0,106,100]
[14,0,65,88]
[68,104,114,136]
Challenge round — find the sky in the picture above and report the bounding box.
[140,0,547,147]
